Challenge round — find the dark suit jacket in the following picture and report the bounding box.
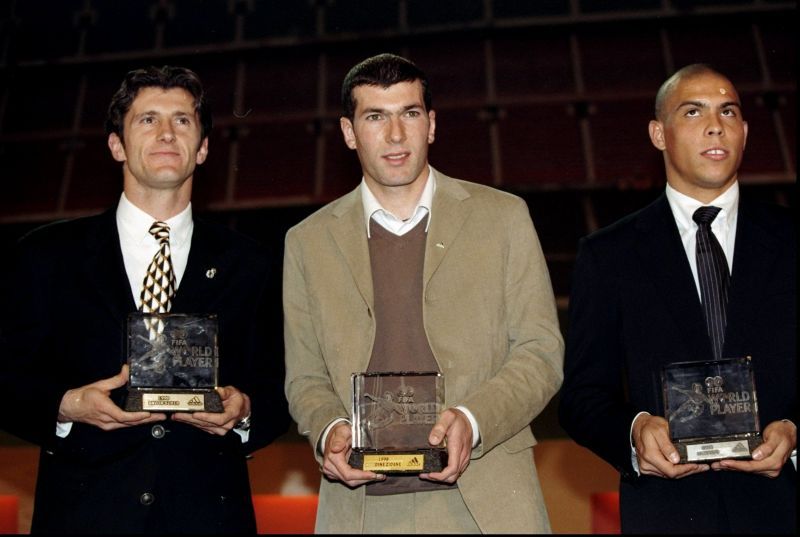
[559,193,796,533]
[0,208,289,534]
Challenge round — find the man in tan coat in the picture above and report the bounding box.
[283,53,563,533]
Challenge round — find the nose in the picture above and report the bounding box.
[706,115,724,136]
[387,117,405,143]
[158,122,176,142]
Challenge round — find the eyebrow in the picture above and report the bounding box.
[361,103,424,115]
[133,110,192,120]
[675,100,742,111]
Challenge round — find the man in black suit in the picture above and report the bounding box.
[559,64,796,533]
[0,66,288,533]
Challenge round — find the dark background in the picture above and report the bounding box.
[0,0,795,445]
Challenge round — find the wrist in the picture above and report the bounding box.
[630,411,651,446]
[58,389,80,423]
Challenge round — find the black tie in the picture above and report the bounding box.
[693,206,729,360]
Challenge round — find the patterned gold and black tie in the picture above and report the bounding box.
[693,206,729,360]
[140,221,177,335]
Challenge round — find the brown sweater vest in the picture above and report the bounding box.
[365,217,454,495]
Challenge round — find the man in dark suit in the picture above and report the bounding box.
[0,66,288,533]
[559,64,796,533]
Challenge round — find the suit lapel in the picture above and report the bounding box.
[634,195,712,359]
[329,189,374,310]
[424,170,472,285]
[82,210,137,326]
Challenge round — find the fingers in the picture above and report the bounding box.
[58,381,166,431]
[170,412,228,435]
[710,420,796,478]
[322,423,384,487]
[633,414,709,479]
[93,364,130,391]
[427,412,452,447]
[638,458,709,479]
[171,386,250,436]
[321,451,381,487]
[421,409,472,484]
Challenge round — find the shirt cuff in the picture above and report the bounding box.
[455,405,480,448]
[56,421,73,438]
[232,428,250,443]
[630,411,651,476]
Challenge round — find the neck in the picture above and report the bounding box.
[123,183,192,221]
[367,175,428,221]
[667,178,736,205]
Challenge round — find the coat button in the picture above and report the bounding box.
[140,492,155,505]
[151,425,166,439]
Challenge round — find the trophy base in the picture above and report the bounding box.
[348,448,448,474]
[676,434,761,463]
[124,389,224,413]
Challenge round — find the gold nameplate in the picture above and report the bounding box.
[363,454,425,472]
[142,393,206,411]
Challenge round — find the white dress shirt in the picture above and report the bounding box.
[665,181,738,297]
[117,192,193,306]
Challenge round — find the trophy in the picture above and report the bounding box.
[124,313,223,412]
[662,356,760,463]
[348,371,448,473]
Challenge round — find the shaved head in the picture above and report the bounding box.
[654,64,732,121]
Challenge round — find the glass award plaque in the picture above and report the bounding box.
[124,313,223,413]
[662,356,760,463]
[348,371,447,474]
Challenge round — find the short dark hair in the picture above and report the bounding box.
[341,53,432,120]
[105,65,212,140]
[654,63,731,120]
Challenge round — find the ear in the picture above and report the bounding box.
[340,117,357,150]
[108,133,127,162]
[195,137,209,165]
[648,120,666,151]
[427,110,436,144]
[741,120,748,152]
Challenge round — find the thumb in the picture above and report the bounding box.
[752,441,774,461]
[429,412,453,445]
[95,364,130,391]
[329,426,350,453]
[657,435,680,464]
[329,438,346,454]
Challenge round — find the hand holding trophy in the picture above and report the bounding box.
[124,313,224,413]
[348,371,448,473]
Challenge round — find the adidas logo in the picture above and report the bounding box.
[187,396,203,406]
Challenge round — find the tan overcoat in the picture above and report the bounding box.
[283,169,564,533]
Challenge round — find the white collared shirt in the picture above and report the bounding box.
[665,182,738,298]
[361,166,435,238]
[116,192,193,306]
